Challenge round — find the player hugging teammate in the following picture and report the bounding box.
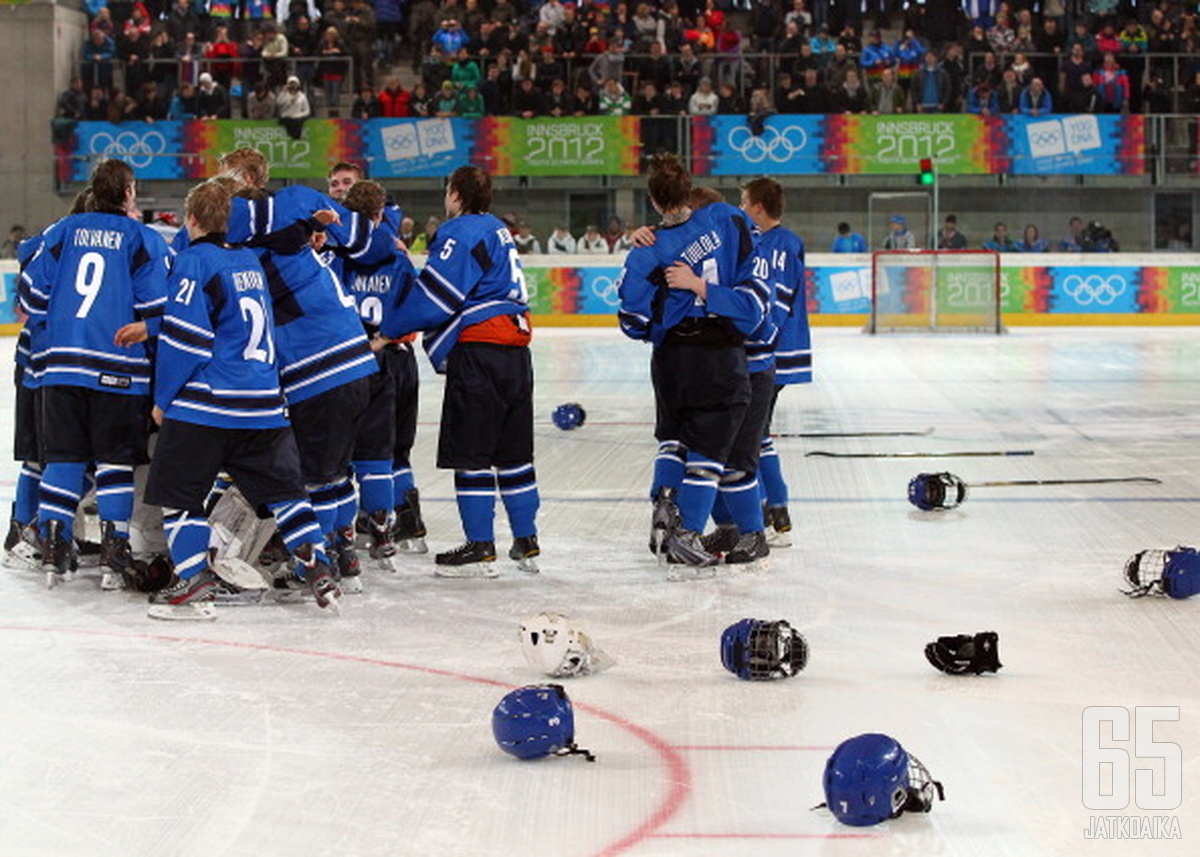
[8,154,541,619]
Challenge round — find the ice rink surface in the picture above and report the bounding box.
[0,326,1197,857]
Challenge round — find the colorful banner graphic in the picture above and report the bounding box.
[67,121,189,181]
[693,115,826,176]
[195,119,362,179]
[470,116,641,175]
[997,115,1145,176]
[363,118,474,178]
[828,115,991,175]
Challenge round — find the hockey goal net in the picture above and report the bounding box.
[868,250,1004,334]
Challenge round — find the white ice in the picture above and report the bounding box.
[0,326,1196,857]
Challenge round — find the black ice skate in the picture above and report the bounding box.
[99,521,134,591]
[329,526,363,594]
[664,528,720,581]
[42,519,77,589]
[365,509,396,562]
[724,530,771,571]
[700,523,739,556]
[765,505,793,548]
[3,518,41,570]
[147,568,219,621]
[509,534,540,574]
[649,486,680,557]
[257,531,289,574]
[291,543,343,611]
[393,488,428,554]
[434,540,498,578]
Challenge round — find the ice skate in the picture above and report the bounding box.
[211,577,266,606]
[3,519,41,571]
[365,509,396,561]
[98,521,133,591]
[295,543,343,612]
[147,568,218,621]
[329,527,363,594]
[256,531,289,575]
[393,488,428,554]
[700,523,739,557]
[723,530,771,573]
[765,505,793,548]
[649,487,680,557]
[434,540,499,578]
[42,520,77,589]
[664,528,719,581]
[509,535,540,574]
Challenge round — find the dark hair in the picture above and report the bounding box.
[689,187,723,209]
[90,158,135,214]
[447,165,492,214]
[741,176,784,221]
[646,153,691,211]
[327,161,364,180]
[837,221,850,234]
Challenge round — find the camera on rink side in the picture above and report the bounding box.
[1081,220,1119,252]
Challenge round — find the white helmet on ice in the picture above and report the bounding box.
[518,612,614,678]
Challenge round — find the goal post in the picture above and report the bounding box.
[868,250,1004,334]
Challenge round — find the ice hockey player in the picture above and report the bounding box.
[379,165,541,577]
[19,158,169,590]
[218,148,376,593]
[617,154,769,571]
[144,178,340,618]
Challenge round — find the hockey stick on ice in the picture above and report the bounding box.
[776,427,935,438]
[969,476,1161,487]
[806,449,1035,459]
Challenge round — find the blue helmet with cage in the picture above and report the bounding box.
[907,471,967,511]
[492,684,579,760]
[552,402,587,431]
[823,733,944,826]
[1123,546,1200,599]
[721,618,808,680]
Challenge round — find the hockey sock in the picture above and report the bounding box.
[710,492,733,526]
[268,499,329,565]
[329,476,358,532]
[720,473,765,533]
[38,462,87,538]
[14,462,41,525]
[203,473,233,516]
[454,469,497,542]
[95,463,135,539]
[391,463,415,504]
[497,463,539,539]
[162,509,211,581]
[650,439,686,499]
[307,481,344,539]
[677,453,722,534]
[353,459,393,516]
[758,436,789,507]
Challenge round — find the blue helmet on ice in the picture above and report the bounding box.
[907,471,967,511]
[721,618,808,680]
[1123,546,1200,599]
[822,733,944,827]
[551,402,587,431]
[491,684,595,761]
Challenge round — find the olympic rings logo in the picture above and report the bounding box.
[87,130,167,169]
[1061,273,1127,306]
[726,123,808,163]
[591,275,620,307]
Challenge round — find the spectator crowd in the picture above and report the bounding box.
[59,0,1200,127]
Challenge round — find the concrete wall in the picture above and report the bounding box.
[0,1,88,234]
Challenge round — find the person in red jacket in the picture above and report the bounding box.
[378,74,411,117]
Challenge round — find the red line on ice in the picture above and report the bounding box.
[0,624,691,857]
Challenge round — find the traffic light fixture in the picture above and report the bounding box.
[918,158,935,186]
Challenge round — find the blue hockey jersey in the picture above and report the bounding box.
[334,244,418,338]
[14,232,45,377]
[617,202,768,346]
[155,237,288,429]
[19,211,168,396]
[379,213,531,373]
[751,225,811,384]
[228,185,378,262]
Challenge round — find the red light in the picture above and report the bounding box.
[919,158,933,173]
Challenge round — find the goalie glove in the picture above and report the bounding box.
[924,631,1002,675]
[907,472,967,511]
[1123,547,1200,599]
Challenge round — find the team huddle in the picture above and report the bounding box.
[10,153,540,619]
[7,150,809,617]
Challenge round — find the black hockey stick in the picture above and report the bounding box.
[807,450,1035,459]
[969,477,1161,487]
[776,427,935,438]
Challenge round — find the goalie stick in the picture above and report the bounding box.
[908,471,1161,511]
[775,427,935,438]
[806,449,1034,459]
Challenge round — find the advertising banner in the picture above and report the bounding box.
[693,115,826,176]
[67,121,189,181]
[998,115,1145,175]
[831,115,990,175]
[363,118,474,178]
[476,117,641,175]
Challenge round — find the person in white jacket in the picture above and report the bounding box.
[578,224,609,254]
[688,77,719,115]
[546,225,577,254]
